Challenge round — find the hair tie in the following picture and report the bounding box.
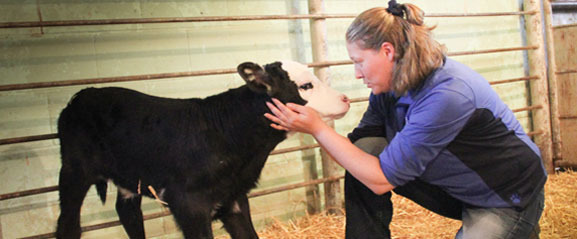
[387,0,404,17]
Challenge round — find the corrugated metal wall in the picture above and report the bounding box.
[0,0,547,238]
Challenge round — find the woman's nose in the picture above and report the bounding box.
[354,69,363,79]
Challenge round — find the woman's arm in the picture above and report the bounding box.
[265,98,394,194]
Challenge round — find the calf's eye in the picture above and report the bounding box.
[299,83,313,90]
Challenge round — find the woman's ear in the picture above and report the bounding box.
[380,42,395,61]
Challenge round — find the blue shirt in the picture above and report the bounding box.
[356,58,547,209]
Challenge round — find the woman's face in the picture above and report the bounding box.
[346,40,395,95]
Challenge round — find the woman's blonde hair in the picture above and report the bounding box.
[346,3,446,95]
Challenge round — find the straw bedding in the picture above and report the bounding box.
[225,171,576,239]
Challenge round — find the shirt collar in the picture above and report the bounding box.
[396,91,414,105]
[397,57,448,105]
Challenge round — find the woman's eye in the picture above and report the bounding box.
[299,83,314,90]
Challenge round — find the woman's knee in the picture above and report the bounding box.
[354,137,388,157]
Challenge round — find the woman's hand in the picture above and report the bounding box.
[264,98,328,136]
[266,98,394,195]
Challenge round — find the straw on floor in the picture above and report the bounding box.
[243,170,576,239]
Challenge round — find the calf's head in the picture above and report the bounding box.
[237,60,350,121]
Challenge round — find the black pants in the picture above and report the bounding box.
[344,172,464,238]
[344,137,463,239]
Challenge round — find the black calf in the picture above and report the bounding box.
[56,62,306,239]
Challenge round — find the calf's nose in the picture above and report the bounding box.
[342,94,350,104]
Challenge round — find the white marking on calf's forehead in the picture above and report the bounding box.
[280,60,318,85]
[279,61,350,121]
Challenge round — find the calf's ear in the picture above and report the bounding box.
[237,62,272,94]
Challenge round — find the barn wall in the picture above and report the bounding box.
[0,0,536,238]
[553,24,577,167]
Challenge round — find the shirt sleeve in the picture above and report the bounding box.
[379,87,476,187]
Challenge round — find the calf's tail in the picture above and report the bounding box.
[95,180,108,204]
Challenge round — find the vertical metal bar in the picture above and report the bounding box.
[519,0,535,134]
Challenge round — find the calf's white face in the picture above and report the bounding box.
[280,60,350,120]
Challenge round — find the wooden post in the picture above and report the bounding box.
[542,0,563,165]
[523,0,554,173]
[288,0,322,215]
[308,0,342,214]
[299,134,322,214]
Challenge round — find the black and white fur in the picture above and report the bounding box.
[55,60,349,239]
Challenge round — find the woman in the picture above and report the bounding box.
[265,1,546,238]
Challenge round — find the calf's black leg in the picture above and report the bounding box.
[56,168,91,239]
[219,195,259,239]
[166,190,214,239]
[116,192,145,239]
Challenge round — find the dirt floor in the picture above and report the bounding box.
[247,170,577,239]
